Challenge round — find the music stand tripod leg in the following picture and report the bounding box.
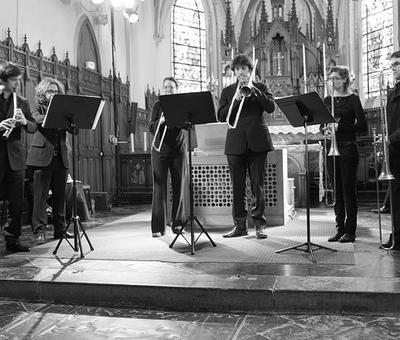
[276,119,335,263]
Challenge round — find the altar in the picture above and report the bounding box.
[190,123,295,227]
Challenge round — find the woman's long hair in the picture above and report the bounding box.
[35,77,65,105]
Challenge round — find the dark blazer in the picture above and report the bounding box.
[217,81,275,154]
[26,104,69,168]
[1,94,36,170]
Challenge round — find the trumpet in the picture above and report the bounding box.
[226,59,258,129]
[2,92,17,140]
[373,71,395,250]
[151,113,167,152]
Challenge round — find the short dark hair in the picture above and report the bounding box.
[231,54,253,72]
[163,76,178,87]
[0,62,21,82]
[329,65,350,91]
[391,51,400,59]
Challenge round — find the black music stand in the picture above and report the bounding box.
[44,94,105,258]
[159,91,217,255]
[275,92,336,263]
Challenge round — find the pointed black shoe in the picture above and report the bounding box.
[171,226,185,235]
[328,233,344,242]
[339,233,356,243]
[6,241,30,253]
[223,227,248,238]
[53,232,74,240]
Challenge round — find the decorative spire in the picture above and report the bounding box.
[259,0,268,31]
[224,0,235,46]
[291,0,297,20]
[326,0,335,45]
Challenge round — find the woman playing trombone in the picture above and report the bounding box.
[148,76,186,238]
[217,54,275,239]
[322,66,367,243]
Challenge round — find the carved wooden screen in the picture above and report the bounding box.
[0,30,130,196]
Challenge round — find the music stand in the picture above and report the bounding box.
[159,91,217,255]
[43,94,105,258]
[275,92,336,263]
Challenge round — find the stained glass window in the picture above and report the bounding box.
[361,0,393,98]
[171,0,206,93]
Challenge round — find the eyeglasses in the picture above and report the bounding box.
[46,89,59,94]
[329,76,343,81]
[391,61,400,69]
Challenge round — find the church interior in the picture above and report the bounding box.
[1,0,400,338]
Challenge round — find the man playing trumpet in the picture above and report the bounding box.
[218,54,276,239]
[0,62,36,252]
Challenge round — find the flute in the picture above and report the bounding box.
[2,92,17,139]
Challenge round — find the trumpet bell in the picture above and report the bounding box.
[328,146,340,157]
[240,85,252,97]
[378,168,395,181]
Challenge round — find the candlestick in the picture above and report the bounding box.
[143,131,148,152]
[302,43,307,93]
[322,43,327,97]
[130,133,135,153]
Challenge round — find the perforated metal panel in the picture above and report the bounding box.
[192,163,278,208]
[193,165,231,207]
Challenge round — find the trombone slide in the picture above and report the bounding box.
[151,113,167,152]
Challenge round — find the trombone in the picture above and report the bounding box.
[151,113,167,152]
[373,71,395,250]
[323,79,340,207]
[226,59,258,129]
[2,92,17,139]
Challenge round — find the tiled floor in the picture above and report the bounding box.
[1,300,400,339]
[1,204,400,338]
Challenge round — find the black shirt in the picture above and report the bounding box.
[323,94,367,142]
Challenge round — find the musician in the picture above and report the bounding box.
[382,51,400,250]
[26,78,72,243]
[322,66,367,243]
[0,62,36,252]
[217,54,275,239]
[149,76,186,237]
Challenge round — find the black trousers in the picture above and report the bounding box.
[151,149,186,233]
[227,151,268,228]
[389,151,400,241]
[0,149,24,238]
[327,142,359,236]
[32,156,67,236]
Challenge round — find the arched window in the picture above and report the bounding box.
[361,0,393,98]
[278,5,283,18]
[171,0,206,92]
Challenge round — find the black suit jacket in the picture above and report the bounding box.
[26,104,69,168]
[0,94,36,170]
[217,81,275,154]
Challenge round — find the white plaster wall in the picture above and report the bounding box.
[0,0,129,88]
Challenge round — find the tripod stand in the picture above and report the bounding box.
[158,91,217,255]
[275,92,336,263]
[53,119,93,258]
[40,94,104,258]
[169,120,216,255]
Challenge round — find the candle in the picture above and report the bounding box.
[143,131,148,152]
[252,45,256,63]
[13,92,17,112]
[322,43,327,97]
[231,48,234,60]
[130,133,135,153]
[302,43,307,93]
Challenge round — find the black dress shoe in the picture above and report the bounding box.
[6,241,30,253]
[372,206,390,214]
[171,226,185,235]
[223,227,248,238]
[339,233,356,243]
[328,233,344,242]
[53,232,74,240]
